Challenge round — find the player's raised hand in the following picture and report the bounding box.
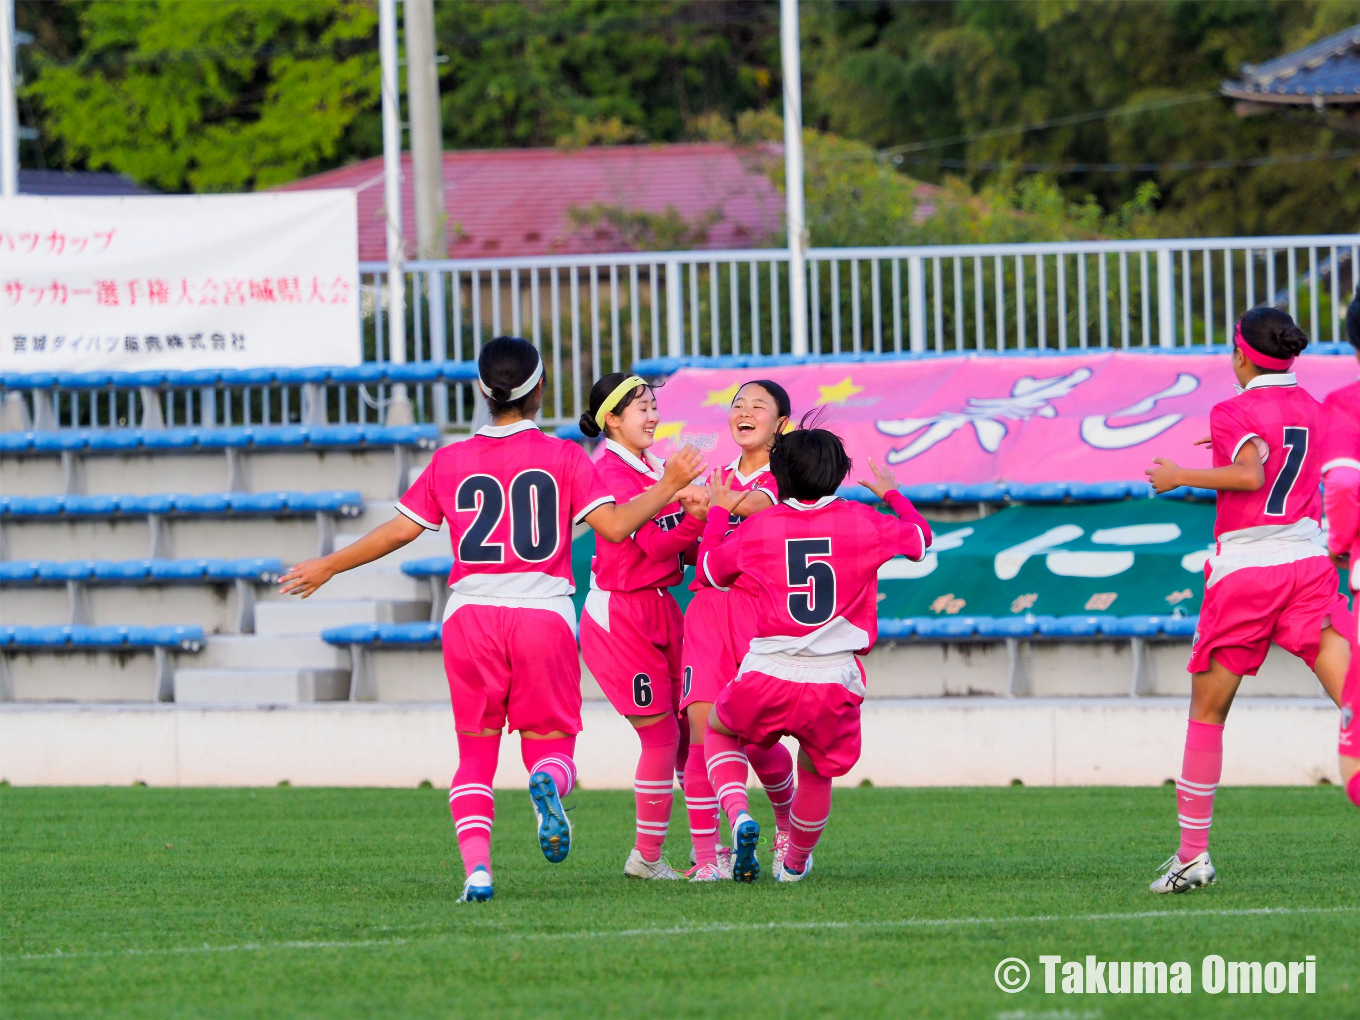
[707,467,751,513]
[678,482,711,520]
[278,557,335,598]
[662,444,705,491]
[858,458,898,500]
[1146,457,1181,493]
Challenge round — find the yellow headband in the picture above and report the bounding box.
[594,375,647,431]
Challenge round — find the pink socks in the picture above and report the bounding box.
[450,733,500,877]
[704,728,750,826]
[633,714,680,861]
[683,742,720,866]
[1347,771,1360,809]
[1177,720,1224,862]
[783,765,832,874]
[747,741,794,831]
[522,735,577,798]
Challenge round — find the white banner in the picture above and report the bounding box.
[0,191,360,371]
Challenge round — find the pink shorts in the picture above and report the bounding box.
[679,588,758,712]
[580,589,684,718]
[714,667,865,778]
[1188,557,1352,677]
[1340,602,1359,759]
[442,602,582,735]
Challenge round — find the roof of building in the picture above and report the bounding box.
[1221,23,1360,105]
[18,169,152,196]
[275,143,789,262]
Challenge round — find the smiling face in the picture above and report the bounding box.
[604,386,659,452]
[729,383,787,457]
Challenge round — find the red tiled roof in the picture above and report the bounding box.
[275,143,786,262]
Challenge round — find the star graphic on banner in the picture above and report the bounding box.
[654,421,686,441]
[815,376,864,406]
[702,383,742,407]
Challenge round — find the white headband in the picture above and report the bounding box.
[478,358,543,401]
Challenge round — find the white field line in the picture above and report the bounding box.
[9,904,1357,963]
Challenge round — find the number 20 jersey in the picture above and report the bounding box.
[698,492,931,658]
[1208,375,1324,540]
[397,421,614,598]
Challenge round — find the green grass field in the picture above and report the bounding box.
[3,785,1357,1019]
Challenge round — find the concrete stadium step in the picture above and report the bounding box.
[194,635,350,670]
[173,667,350,704]
[253,599,430,635]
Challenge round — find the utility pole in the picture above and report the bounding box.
[779,0,808,356]
[379,0,412,423]
[404,0,445,261]
[1,0,17,197]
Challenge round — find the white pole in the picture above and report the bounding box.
[1,0,18,197]
[379,0,412,422]
[780,0,807,356]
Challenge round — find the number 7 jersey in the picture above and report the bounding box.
[396,421,614,598]
[697,491,931,658]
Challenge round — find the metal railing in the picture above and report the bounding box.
[361,234,1358,429]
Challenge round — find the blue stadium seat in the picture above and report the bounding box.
[251,426,310,448]
[913,616,980,638]
[116,493,177,514]
[12,625,74,647]
[947,483,1008,503]
[63,494,121,516]
[55,371,112,390]
[86,430,143,452]
[321,623,381,645]
[329,363,389,384]
[195,426,255,449]
[385,362,443,383]
[288,490,365,515]
[976,616,1037,637]
[272,366,334,385]
[205,557,285,582]
[226,491,290,513]
[150,559,211,581]
[1161,615,1199,637]
[401,557,454,578]
[32,430,91,452]
[901,483,950,505]
[140,428,201,450]
[72,625,132,647]
[876,618,915,639]
[307,424,367,447]
[364,423,440,448]
[5,495,65,516]
[1099,615,1166,637]
[0,560,42,582]
[130,625,205,651]
[0,432,34,453]
[173,493,233,514]
[1037,615,1114,637]
[554,423,587,442]
[374,622,441,644]
[438,362,480,381]
[178,368,223,387]
[92,560,155,581]
[1064,481,1132,502]
[1006,482,1069,503]
[835,484,876,503]
[227,367,278,387]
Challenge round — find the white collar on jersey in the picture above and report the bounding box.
[477,420,540,438]
[726,456,770,486]
[604,438,664,479]
[783,495,839,511]
[1241,373,1296,391]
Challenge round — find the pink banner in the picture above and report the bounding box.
[647,353,1357,483]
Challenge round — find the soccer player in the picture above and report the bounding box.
[698,425,931,882]
[278,339,703,903]
[679,381,800,882]
[1325,294,1360,806]
[576,373,708,880]
[1145,308,1354,893]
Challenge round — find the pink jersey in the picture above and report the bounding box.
[1321,379,1360,573]
[397,421,613,598]
[589,439,703,592]
[689,457,779,592]
[698,491,930,669]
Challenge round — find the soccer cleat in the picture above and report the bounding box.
[687,862,725,882]
[730,813,761,883]
[623,848,684,880]
[1150,851,1216,894]
[528,770,572,864]
[715,844,734,881]
[771,830,791,874]
[458,866,494,903]
[776,854,812,883]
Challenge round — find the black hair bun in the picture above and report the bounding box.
[578,411,602,439]
[1276,323,1308,358]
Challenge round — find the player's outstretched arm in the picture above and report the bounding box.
[278,514,425,598]
[583,445,706,543]
[1146,440,1264,494]
[859,459,933,558]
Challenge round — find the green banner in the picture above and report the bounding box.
[571,499,1345,620]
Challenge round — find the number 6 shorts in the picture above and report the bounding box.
[580,588,685,718]
[442,598,583,735]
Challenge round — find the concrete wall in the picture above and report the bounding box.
[0,697,1342,788]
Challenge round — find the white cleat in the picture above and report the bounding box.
[1150,851,1216,894]
[687,862,725,882]
[771,830,791,875]
[623,848,684,880]
[776,854,812,883]
[715,843,734,881]
[457,866,494,903]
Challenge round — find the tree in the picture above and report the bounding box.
[23,0,380,192]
